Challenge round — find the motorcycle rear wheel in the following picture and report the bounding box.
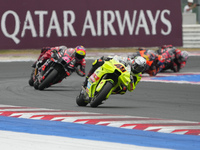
[38,69,58,90]
[90,81,113,108]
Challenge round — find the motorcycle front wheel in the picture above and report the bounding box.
[33,79,39,90]
[38,69,58,90]
[90,81,113,108]
[76,93,88,106]
[28,69,35,86]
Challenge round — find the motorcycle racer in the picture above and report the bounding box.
[130,48,160,76]
[83,55,146,94]
[29,45,86,86]
[156,45,189,72]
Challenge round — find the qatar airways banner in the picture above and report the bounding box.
[0,0,182,49]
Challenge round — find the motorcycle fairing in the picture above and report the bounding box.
[86,59,131,100]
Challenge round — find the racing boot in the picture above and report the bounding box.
[112,84,127,95]
[82,76,89,88]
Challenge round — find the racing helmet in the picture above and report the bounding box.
[147,50,157,61]
[131,56,146,74]
[161,45,173,49]
[180,51,189,62]
[138,47,146,51]
[75,46,86,60]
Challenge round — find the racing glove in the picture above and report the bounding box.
[66,60,75,72]
[36,59,44,68]
[171,62,178,72]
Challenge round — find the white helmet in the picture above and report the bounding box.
[180,51,189,62]
[131,56,146,74]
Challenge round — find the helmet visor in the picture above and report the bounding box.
[180,51,189,62]
[180,56,186,62]
[75,53,85,60]
[133,63,145,73]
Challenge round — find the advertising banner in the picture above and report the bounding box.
[0,0,182,49]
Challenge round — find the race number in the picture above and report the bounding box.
[114,64,126,72]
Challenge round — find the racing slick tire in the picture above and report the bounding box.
[90,81,113,108]
[28,69,35,86]
[76,93,88,106]
[38,69,58,90]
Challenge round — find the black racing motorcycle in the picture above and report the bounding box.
[33,51,75,90]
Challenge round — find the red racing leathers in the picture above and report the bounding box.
[40,47,86,77]
[157,46,187,72]
[32,46,86,86]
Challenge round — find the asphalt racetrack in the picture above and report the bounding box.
[0,56,200,122]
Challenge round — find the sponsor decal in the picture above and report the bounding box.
[1,10,172,44]
[0,0,182,49]
[90,73,100,83]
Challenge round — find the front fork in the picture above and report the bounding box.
[81,86,90,103]
[90,79,114,100]
[38,60,53,83]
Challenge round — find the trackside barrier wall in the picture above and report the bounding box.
[0,0,182,49]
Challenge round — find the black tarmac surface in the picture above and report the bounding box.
[0,57,200,122]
